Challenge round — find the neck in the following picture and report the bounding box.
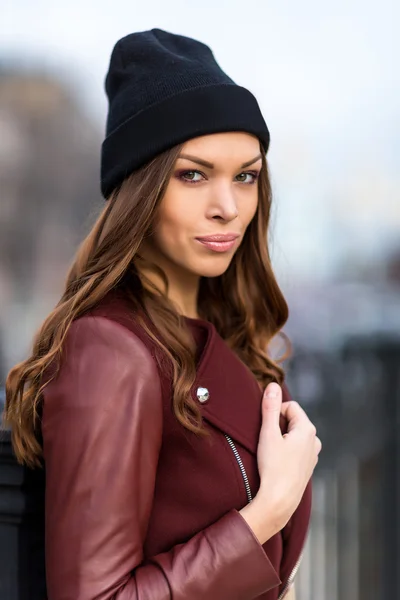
[168,275,200,319]
[136,251,200,319]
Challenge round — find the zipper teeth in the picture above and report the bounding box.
[224,434,304,599]
[277,547,304,600]
[224,434,253,504]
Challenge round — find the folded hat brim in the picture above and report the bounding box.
[101,84,270,199]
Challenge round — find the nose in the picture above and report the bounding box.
[206,183,238,222]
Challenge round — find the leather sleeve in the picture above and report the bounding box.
[42,316,281,600]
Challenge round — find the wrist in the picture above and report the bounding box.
[239,494,281,545]
[257,483,293,530]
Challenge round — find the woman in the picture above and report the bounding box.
[4,29,321,599]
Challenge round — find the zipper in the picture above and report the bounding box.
[224,434,253,504]
[277,546,305,599]
[224,433,304,599]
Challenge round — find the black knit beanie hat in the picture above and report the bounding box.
[100,28,270,199]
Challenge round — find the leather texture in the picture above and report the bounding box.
[41,292,311,599]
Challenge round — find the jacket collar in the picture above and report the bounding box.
[188,319,263,456]
[93,294,264,456]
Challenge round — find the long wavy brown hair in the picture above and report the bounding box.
[3,140,291,468]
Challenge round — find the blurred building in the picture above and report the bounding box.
[0,68,102,379]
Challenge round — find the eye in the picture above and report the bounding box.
[176,169,259,185]
[235,171,259,184]
[178,170,205,183]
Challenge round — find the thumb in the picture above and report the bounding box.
[261,382,282,434]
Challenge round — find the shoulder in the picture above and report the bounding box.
[41,314,163,497]
[66,314,158,382]
[68,313,150,358]
[42,312,161,413]
[66,288,155,368]
[65,315,159,394]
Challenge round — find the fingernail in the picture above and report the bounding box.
[265,383,280,398]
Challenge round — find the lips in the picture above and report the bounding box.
[195,233,240,253]
[195,234,240,243]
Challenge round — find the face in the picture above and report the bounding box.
[143,132,262,281]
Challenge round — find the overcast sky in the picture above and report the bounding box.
[1,0,399,281]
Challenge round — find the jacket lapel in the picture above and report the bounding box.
[189,321,263,456]
[94,297,265,456]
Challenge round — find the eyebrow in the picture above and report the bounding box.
[178,152,263,169]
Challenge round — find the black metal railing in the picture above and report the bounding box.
[286,334,400,600]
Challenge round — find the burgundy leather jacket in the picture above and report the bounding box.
[42,292,311,600]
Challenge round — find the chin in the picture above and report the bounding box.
[193,257,233,278]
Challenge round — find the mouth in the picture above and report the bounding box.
[195,233,240,253]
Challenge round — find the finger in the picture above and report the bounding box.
[315,436,322,455]
[261,383,283,434]
[280,400,309,431]
[279,413,288,434]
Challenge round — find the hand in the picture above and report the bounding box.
[240,382,321,544]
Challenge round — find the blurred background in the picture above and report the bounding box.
[0,1,399,598]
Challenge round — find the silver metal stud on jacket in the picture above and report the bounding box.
[196,387,209,403]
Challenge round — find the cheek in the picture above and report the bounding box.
[153,201,198,254]
[239,191,259,226]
